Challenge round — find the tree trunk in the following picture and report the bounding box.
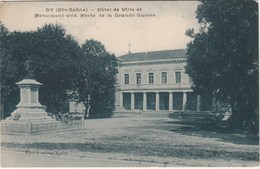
[84,102,90,119]
[0,103,4,119]
[83,94,91,119]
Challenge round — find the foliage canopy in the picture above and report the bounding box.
[1,23,82,115]
[71,39,118,118]
[1,23,118,119]
[185,0,258,129]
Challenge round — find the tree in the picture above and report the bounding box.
[0,23,81,116]
[0,22,19,118]
[185,0,258,130]
[72,39,118,119]
[31,24,81,113]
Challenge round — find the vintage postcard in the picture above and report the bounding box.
[0,0,259,167]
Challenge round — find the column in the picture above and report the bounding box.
[131,92,135,111]
[169,92,173,111]
[182,92,187,111]
[155,92,160,111]
[120,92,123,109]
[196,94,201,111]
[143,92,147,111]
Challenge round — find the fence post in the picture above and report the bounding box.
[81,116,84,128]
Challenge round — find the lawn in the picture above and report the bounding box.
[1,112,259,167]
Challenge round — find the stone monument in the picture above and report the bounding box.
[1,57,62,134]
[8,56,53,121]
[8,79,53,121]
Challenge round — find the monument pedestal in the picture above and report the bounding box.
[8,79,54,122]
[1,78,62,134]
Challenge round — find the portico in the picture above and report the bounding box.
[120,90,201,111]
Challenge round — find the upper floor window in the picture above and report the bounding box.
[161,72,167,84]
[149,73,154,84]
[136,73,141,84]
[175,72,181,83]
[124,74,129,84]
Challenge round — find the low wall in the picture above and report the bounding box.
[0,119,83,134]
[0,121,29,133]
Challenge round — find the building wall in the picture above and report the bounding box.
[118,59,191,91]
[115,58,204,111]
[70,55,212,113]
[120,60,189,86]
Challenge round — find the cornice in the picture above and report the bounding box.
[119,59,186,67]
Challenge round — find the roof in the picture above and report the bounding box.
[117,49,186,62]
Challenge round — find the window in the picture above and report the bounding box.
[175,72,181,83]
[161,72,167,84]
[136,73,141,84]
[124,74,129,84]
[149,73,154,84]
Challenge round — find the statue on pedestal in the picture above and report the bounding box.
[24,56,34,79]
[4,56,53,122]
[0,56,64,134]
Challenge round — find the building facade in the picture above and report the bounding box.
[114,49,212,112]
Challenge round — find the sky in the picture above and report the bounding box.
[0,1,200,56]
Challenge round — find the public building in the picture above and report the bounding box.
[114,49,212,112]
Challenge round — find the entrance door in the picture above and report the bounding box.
[147,92,156,110]
[123,93,131,110]
[159,92,169,110]
[134,93,143,110]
